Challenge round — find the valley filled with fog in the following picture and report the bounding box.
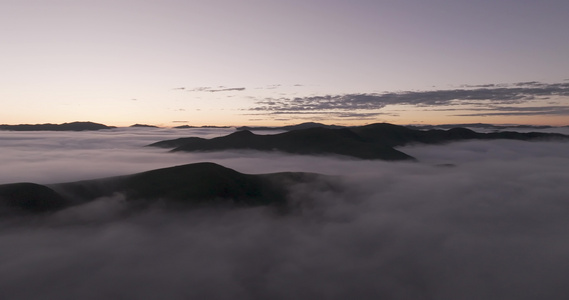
[1,127,569,299]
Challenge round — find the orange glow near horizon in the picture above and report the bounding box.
[1,113,567,128]
[2,95,568,128]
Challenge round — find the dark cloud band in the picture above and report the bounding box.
[251,82,569,117]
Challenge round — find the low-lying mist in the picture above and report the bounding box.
[1,127,568,299]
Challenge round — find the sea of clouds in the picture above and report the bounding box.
[1,127,568,299]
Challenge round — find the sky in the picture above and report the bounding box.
[1,127,569,299]
[2,0,569,127]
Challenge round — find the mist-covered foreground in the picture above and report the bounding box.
[1,128,569,299]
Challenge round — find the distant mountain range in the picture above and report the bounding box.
[0,121,115,131]
[236,122,345,131]
[237,122,566,132]
[151,126,414,160]
[130,124,159,128]
[406,123,555,130]
[150,123,568,160]
[2,121,563,131]
[174,125,231,129]
[0,163,322,215]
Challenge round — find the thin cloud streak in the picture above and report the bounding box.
[186,86,246,93]
[454,106,569,116]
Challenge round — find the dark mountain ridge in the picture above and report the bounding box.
[0,121,115,131]
[236,122,345,131]
[0,163,323,215]
[407,123,555,130]
[149,123,568,160]
[151,126,414,160]
[237,122,563,132]
[130,124,159,128]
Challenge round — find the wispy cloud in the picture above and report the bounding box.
[257,84,281,90]
[186,86,246,93]
[454,106,569,116]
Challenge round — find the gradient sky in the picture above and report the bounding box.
[2,0,568,126]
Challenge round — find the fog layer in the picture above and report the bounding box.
[1,128,568,299]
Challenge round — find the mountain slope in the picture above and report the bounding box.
[149,123,568,160]
[0,121,115,131]
[236,122,345,131]
[0,183,69,213]
[151,127,414,161]
[0,163,322,215]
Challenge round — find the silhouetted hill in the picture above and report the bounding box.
[130,124,158,128]
[350,123,427,146]
[149,123,568,160]
[0,163,323,214]
[124,163,294,206]
[351,123,483,147]
[148,137,205,149]
[353,123,567,146]
[150,127,414,160]
[0,122,115,131]
[236,122,345,131]
[0,183,68,214]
